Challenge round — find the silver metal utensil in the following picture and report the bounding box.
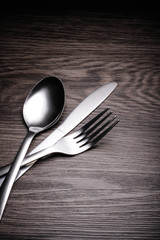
[0,81,117,178]
[25,81,118,155]
[0,76,65,219]
[0,81,117,219]
[0,108,119,186]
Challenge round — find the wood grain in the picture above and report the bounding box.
[0,10,160,239]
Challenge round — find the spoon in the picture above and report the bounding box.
[0,76,65,219]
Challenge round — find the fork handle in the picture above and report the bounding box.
[0,145,55,187]
[0,146,53,176]
[0,164,35,187]
[0,161,38,187]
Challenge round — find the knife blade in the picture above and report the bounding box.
[0,81,117,179]
[28,81,118,155]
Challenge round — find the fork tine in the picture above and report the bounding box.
[74,134,86,143]
[89,115,117,140]
[79,118,119,148]
[81,107,109,132]
[85,111,113,136]
[90,119,119,146]
[74,107,109,139]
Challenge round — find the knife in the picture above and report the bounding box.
[0,81,117,180]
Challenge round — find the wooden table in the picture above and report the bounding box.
[0,9,160,239]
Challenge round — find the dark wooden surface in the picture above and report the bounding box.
[0,10,160,239]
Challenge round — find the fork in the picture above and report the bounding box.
[0,107,119,186]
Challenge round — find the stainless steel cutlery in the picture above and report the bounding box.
[0,107,119,186]
[0,79,118,219]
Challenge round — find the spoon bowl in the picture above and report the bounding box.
[23,76,65,132]
[0,76,65,219]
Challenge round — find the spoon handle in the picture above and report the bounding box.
[0,130,35,219]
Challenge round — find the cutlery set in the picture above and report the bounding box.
[0,76,119,219]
